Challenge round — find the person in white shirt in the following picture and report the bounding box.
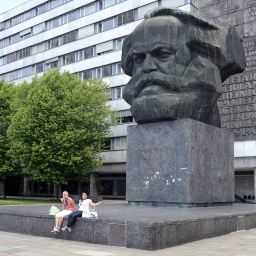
[61,192,102,232]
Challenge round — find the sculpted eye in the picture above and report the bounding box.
[134,54,146,65]
[153,48,175,61]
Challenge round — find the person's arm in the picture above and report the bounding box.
[69,198,77,211]
[61,198,64,210]
[90,201,103,206]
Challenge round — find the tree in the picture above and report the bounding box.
[8,69,114,197]
[0,80,18,197]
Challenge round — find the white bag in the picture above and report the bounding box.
[82,205,98,218]
[49,205,60,216]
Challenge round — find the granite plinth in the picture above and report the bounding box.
[126,119,234,206]
[0,203,256,250]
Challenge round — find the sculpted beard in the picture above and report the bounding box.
[123,71,221,124]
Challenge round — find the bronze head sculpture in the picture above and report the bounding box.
[121,7,246,127]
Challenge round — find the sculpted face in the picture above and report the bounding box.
[122,16,223,125]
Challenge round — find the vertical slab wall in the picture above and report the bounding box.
[126,119,234,206]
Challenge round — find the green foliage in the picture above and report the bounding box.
[0,80,18,179]
[8,69,114,184]
[0,198,60,205]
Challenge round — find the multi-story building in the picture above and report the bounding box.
[199,1,256,203]
[0,0,198,198]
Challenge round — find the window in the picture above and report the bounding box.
[105,88,112,100]
[20,32,32,40]
[83,70,93,80]
[21,67,31,77]
[99,18,114,32]
[0,58,3,66]
[7,52,17,63]
[79,47,93,61]
[37,4,47,15]
[63,31,76,44]
[4,20,10,29]
[102,0,116,8]
[97,64,112,78]
[116,63,123,75]
[48,37,59,49]
[9,71,17,81]
[11,16,21,26]
[121,116,133,123]
[37,43,45,53]
[17,47,30,59]
[80,3,96,16]
[118,10,135,25]
[32,62,44,74]
[47,61,58,70]
[104,138,111,150]
[10,34,19,44]
[63,11,76,24]
[114,137,127,150]
[21,10,33,22]
[62,53,75,65]
[112,85,125,99]
[115,37,125,50]
[49,17,60,29]
[3,38,10,47]
[52,0,62,8]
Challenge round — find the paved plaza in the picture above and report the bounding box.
[0,229,256,256]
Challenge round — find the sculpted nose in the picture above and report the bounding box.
[143,54,157,73]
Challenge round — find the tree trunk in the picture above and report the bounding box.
[0,180,5,198]
[54,184,62,200]
[23,177,31,197]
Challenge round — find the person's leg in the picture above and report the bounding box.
[56,217,63,229]
[53,210,71,232]
[67,211,82,227]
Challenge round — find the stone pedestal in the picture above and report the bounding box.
[126,119,234,207]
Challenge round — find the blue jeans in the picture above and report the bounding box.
[67,211,83,227]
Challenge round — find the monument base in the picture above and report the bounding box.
[126,119,234,206]
[0,202,255,251]
[128,201,233,208]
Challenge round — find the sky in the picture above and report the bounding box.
[0,0,29,14]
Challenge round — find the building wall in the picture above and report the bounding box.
[0,0,199,198]
[199,1,256,199]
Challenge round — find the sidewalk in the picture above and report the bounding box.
[0,229,256,256]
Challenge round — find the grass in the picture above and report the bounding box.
[0,198,60,205]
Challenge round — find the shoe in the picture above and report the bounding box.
[67,227,71,232]
[51,227,58,233]
[61,226,68,232]
[56,228,61,233]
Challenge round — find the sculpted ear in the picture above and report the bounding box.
[220,26,246,82]
[121,35,134,77]
[187,24,245,82]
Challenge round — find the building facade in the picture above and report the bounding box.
[0,0,198,198]
[199,0,256,202]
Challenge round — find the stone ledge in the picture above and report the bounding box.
[0,211,256,250]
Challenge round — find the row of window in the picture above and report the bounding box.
[46,2,97,30]
[0,59,123,82]
[1,0,127,30]
[0,5,131,62]
[0,24,126,65]
[0,34,126,79]
[2,0,72,29]
[75,62,123,81]
[0,0,129,49]
[1,30,77,65]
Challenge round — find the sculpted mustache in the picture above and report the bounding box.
[131,72,188,99]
